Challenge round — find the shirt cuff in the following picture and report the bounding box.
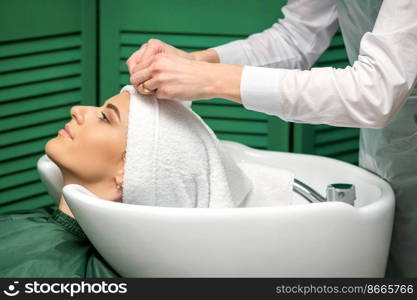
[240,66,284,117]
[210,40,248,65]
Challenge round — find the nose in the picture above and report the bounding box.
[70,105,84,125]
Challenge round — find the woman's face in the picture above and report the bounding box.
[46,92,130,189]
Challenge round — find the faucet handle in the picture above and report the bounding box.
[326,183,356,206]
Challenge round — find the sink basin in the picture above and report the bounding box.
[37,140,395,277]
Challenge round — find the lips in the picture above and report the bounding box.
[63,124,73,139]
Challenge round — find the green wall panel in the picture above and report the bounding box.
[0,0,97,213]
[120,0,285,35]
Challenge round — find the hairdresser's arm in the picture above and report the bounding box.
[220,0,417,128]
[193,0,338,69]
[190,49,220,63]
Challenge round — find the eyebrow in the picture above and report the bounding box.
[106,103,121,121]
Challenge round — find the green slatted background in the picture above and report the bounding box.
[293,32,359,164]
[0,0,96,213]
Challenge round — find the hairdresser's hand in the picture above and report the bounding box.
[126,39,194,94]
[129,52,243,103]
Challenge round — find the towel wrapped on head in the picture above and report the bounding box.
[121,85,252,208]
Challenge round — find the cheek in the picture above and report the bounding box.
[86,130,125,160]
[79,130,125,173]
[57,127,126,181]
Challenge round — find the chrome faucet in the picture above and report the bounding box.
[293,179,356,206]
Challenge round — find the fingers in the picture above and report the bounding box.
[130,51,171,87]
[131,61,147,75]
[126,43,148,73]
[136,82,154,95]
[134,39,164,71]
[141,76,159,91]
[130,65,153,87]
[135,74,160,95]
[127,38,189,76]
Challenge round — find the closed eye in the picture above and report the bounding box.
[99,112,110,123]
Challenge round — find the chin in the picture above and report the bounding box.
[45,136,64,167]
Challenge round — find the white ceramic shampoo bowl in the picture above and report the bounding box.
[37,141,394,277]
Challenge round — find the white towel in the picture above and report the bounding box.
[121,85,253,208]
[237,162,295,207]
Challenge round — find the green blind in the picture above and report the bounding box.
[293,31,360,164]
[0,0,96,213]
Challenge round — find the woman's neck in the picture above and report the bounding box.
[59,195,75,218]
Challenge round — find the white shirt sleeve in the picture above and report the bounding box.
[240,0,417,128]
[211,0,339,69]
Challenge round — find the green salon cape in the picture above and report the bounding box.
[0,207,120,277]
